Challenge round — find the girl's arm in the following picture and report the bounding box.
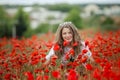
[41,47,55,69]
[81,41,94,62]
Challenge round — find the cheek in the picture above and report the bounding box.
[70,34,73,37]
[62,35,66,40]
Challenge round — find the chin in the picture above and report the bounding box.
[66,40,72,42]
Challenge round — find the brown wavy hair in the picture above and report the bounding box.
[54,22,82,59]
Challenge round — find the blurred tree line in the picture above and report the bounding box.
[0,4,120,38]
[0,6,12,37]
[0,6,30,38]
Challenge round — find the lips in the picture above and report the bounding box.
[65,38,72,42]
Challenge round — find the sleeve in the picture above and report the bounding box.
[45,46,55,61]
[81,41,92,57]
[81,41,92,67]
[84,45,92,57]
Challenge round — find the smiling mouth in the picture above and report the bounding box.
[66,38,72,41]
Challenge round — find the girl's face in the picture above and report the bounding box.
[62,28,73,42]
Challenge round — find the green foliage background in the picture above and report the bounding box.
[0,4,120,38]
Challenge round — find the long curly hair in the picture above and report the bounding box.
[54,22,82,59]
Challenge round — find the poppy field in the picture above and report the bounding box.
[0,30,120,80]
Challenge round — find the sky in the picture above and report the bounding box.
[0,0,120,5]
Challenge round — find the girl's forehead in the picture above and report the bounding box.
[62,27,73,33]
[62,27,71,31]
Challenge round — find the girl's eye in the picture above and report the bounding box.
[68,32,71,34]
[63,32,66,35]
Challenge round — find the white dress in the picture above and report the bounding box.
[46,41,92,65]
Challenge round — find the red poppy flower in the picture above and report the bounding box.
[4,73,11,80]
[69,49,74,55]
[65,53,70,60]
[52,70,61,79]
[36,75,42,80]
[93,68,101,80]
[44,68,49,73]
[24,71,34,80]
[85,40,89,47]
[81,56,88,63]
[67,69,78,80]
[43,75,49,80]
[45,42,53,49]
[82,49,88,55]
[85,64,93,70]
[73,42,78,47]
[53,43,60,51]
[63,40,69,46]
[51,55,58,61]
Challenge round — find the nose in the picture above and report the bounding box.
[66,33,70,37]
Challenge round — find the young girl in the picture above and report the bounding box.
[44,22,93,72]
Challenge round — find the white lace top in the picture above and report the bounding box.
[46,41,92,64]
